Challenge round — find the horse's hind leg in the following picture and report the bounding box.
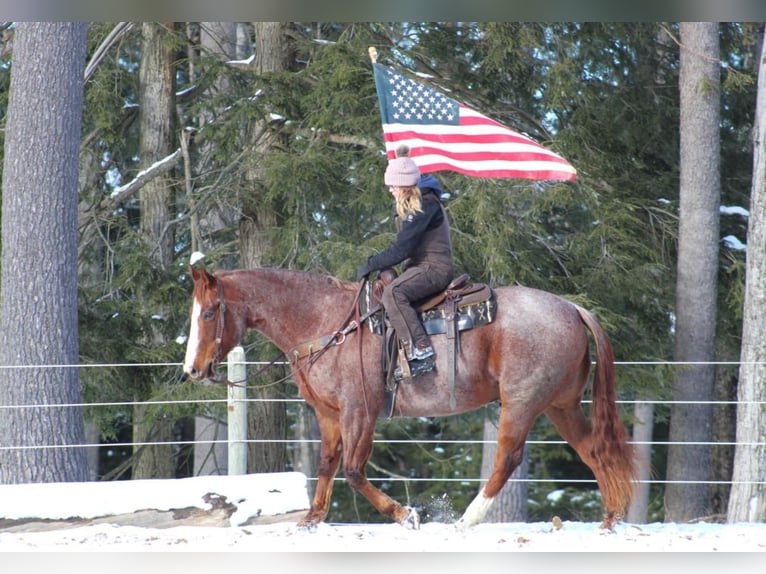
[297,412,343,529]
[456,405,533,531]
[545,403,632,528]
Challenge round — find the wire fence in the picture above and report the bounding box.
[0,359,763,488]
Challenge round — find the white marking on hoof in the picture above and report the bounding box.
[401,506,421,530]
[456,489,493,531]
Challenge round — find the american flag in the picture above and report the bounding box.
[373,62,577,181]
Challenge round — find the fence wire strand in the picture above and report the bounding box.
[1,358,764,487]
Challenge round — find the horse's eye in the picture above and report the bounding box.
[202,310,216,321]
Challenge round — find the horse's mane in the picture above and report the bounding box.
[216,267,358,293]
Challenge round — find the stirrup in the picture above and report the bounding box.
[410,345,434,361]
[394,356,435,381]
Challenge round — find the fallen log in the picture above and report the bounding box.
[0,472,309,533]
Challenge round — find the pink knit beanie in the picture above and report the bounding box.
[384,145,421,187]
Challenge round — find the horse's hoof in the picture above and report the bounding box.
[400,506,421,530]
[599,511,621,531]
[454,518,470,532]
[296,519,319,533]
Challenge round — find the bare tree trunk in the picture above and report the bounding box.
[728,25,766,523]
[665,22,720,522]
[627,401,654,523]
[138,22,177,269]
[480,417,528,522]
[192,21,240,476]
[0,22,90,484]
[241,22,294,475]
[293,405,321,499]
[132,22,178,479]
[711,369,736,517]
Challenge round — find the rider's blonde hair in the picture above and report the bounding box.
[394,185,422,219]
[384,145,422,219]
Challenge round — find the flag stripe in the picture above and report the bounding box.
[411,162,576,180]
[383,129,574,162]
[383,125,563,148]
[403,147,574,166]
[373,63,577,182]
[407,156,577,180]
[383,130,577,180]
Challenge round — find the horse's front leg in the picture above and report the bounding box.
[297,411,342,530]
[341,411,420,529]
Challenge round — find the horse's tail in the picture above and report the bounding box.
[576,305,637,522]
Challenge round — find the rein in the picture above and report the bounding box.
[211,281,226,366]
[287,278,370,367]
[285,277,373,419]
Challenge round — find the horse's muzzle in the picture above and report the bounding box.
[183,361,217,382]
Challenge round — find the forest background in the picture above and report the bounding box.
[0,22,764,527]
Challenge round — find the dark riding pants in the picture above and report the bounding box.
[381,262,453,354]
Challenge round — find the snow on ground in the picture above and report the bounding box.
[3,516,766,553]
[1,472,765,554]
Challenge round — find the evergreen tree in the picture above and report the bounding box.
[728,23,766,523]
[0,22,90,484]
[665,22,721,522]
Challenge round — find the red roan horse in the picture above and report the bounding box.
[182,265,636,530]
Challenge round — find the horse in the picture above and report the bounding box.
[182,265,636,530]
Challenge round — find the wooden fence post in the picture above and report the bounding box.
[227,346,247,475]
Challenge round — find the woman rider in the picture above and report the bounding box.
[356,145,454,368]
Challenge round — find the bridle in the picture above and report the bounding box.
[210,280,227,370]
[199,275,372,392]
[199,280,287,388]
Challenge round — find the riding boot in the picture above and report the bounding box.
[410,339,435,361]
[394,338,435,381]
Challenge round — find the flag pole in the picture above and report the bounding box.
[368,46,378,64]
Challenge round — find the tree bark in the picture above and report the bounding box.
[132,22,178,479]
[139,22,177,269]
[0,22,90,484]
[664,22,720,522]
[480,417,528,522]
[727,26,766,523]
[293,404,321,499]
[627,401,654,523]
[711,368,736,517]
[241,22,294,475]
[192,21,240,476]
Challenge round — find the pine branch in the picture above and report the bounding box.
[78,148,181,230]
[84,22,136,82]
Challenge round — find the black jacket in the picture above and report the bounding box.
[358,175,453,278]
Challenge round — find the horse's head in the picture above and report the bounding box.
[183,265,236,381]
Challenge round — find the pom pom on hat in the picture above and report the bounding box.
[384,145,421,187]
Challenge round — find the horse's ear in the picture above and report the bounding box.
[202,269,217,288]
[189,265,216,289]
